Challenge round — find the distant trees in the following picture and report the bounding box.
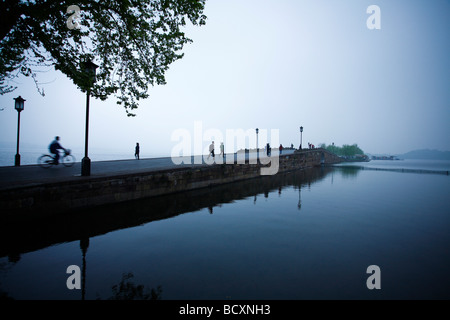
[319,143,365,157]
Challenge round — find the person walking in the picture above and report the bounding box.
[266,143,271,156]
[135,142,140,160]
[220,142,225,158]
[208,141,215,160]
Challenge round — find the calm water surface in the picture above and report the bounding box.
[0,161,449,300]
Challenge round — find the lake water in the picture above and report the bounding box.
[0,159,449,300]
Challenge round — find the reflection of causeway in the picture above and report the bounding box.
[0,167,334,258]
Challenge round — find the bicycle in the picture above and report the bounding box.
[38,149,76,168]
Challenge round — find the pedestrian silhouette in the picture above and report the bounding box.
[220,142,225,158]
[208,141,215,160]
[266,143,271,156]
[135,143,140,160]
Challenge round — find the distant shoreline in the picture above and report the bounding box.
[368,149,450,161]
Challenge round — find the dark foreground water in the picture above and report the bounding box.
[1,160,449,300]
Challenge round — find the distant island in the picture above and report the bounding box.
[396,149,450,160]
[369,149,450,161]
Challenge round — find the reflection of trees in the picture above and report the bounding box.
[7,253,20,264]
[100,273,162,300]
[335,166,360,179]
[0,260,16,300]
[0,291,13,300]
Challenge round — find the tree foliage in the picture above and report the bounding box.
[0,0,207,116]
[319,143,365,157]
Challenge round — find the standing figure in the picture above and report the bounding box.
[135,142,140,160]
[220,142,225,158]
[208,141,215,160]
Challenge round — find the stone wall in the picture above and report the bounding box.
[0,149,341,218]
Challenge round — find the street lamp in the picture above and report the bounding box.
[81,59,98,176]
[299,126,303,150]
[14,96,25,166]
[256,128,259,151]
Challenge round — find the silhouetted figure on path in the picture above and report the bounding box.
[208,141,215,160]
[220,142,225,158]
[135,143,140,160]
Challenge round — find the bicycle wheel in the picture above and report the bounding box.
[38,155,54,168]
[62,154,76,167]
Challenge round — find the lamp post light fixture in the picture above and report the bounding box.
[300,126,303,150]
[81,59,98,176]
[14,96,25,166]
[256,128,259,150]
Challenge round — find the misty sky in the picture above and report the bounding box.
[0,0,449,159]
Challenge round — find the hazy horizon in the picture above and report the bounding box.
[0,139,448,160]
[1,0,449,158]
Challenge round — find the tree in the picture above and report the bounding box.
[0,0,207,116]
[341,144,364,156]
[322,143,365,157]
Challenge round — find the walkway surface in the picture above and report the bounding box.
[0,150,295,190]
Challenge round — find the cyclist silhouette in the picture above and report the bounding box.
[49,136,67,165]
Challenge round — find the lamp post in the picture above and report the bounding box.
[81,59,98,176]
[14,96,25,166]
[256,128,259,159]
[299,126,303,150]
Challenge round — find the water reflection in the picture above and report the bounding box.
[0,167,336,300]
[1,164,449,300]
[333,165,360,179]
[297,187,302,210]
[79,235,162,300]
[80,238,89,301]
[0,260,14,300]
[0,167,333,259]
[101,273,162,300]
